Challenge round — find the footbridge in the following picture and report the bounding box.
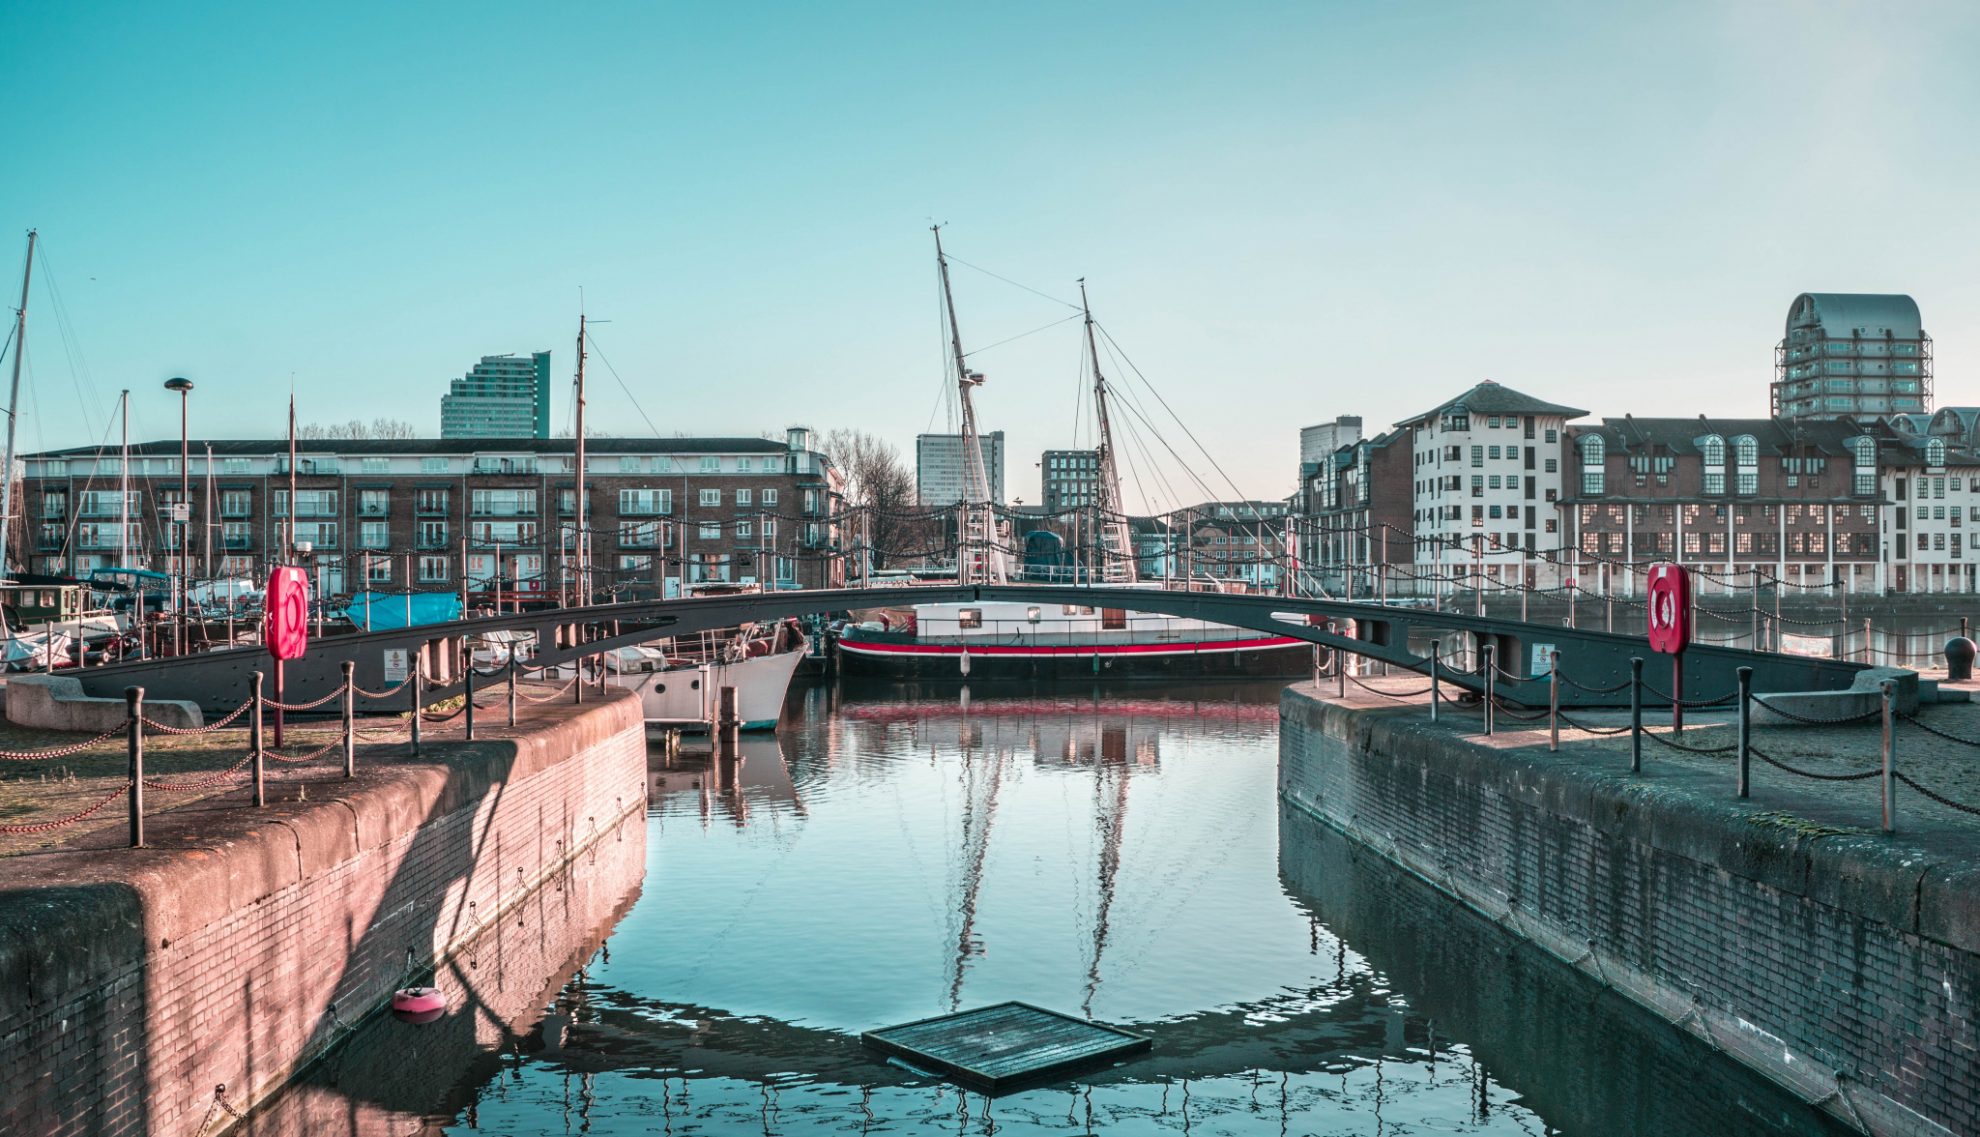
[70,584,1877,715]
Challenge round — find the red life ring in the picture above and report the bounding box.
[392,986,445,1016]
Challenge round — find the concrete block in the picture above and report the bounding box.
[1751,666,1917,726]
[4,674,203,732]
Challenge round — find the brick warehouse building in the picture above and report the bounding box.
[19,428,844,599]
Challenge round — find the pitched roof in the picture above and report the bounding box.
[1396,381,1587,428]
[1567,416,1869,457]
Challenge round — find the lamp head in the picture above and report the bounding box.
[164,377,194,394]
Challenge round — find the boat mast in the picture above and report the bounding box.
[1079,280,1137,584]
[932,227,1004,584]
[118,391,130,569]
[574,312,588,606]
[0,229,36,596]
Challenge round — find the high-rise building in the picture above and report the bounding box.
[1773,294,1931,422]
[1040,449,1099,512]
[916,431,1005,506]
[440,352,553,439]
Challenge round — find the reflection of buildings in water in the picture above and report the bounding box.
[647,736,804,828]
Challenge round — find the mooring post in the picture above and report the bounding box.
[1429,639,1440,724]
[1736,666,1753,798]
[1482,643,1496,738]
[250,671,266,807]
[508,660,518,728]
[341,660,355,779]
[126,687,144,848]
[1629,656,1644,774]
[1880,679,1896,834]
[464,663,476,742]
[1548,650,1560,752]
[409,666,423,757]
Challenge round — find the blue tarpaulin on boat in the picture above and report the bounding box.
[341,591,464,630]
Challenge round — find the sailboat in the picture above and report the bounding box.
[837,242,1310,680]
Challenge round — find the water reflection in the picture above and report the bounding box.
[249,679,1853,1135]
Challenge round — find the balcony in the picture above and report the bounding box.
[358,501,390,517]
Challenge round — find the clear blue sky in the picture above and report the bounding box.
[5,1,1978,512]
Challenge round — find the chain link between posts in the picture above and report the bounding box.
[0,783,131,833]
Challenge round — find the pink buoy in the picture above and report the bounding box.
[392,986,445,1016]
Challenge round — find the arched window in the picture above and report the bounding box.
[1732,435,1759,495]
[1578,435,1605,495]
[1926,438,1947,468]
[1700,435,1726,495]
[1851,437,1877,496]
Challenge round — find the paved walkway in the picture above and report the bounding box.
[1317,671,1980,853]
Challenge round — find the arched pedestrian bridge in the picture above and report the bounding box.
[73,584,1876,715]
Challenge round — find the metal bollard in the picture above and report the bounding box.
[1482,643,1496,738]
[1548,650,1560,752]
[508,661,518,728]
[410,667,423,757]
[127,687,145,848]
[465,664,477,742]
[574,656,584,705]
[1880,680,1896,834]
[250,671,266,807]
[1736,666,1752,798]
[341,661,356,779]
[1338,647,1346,699]
[1629,656,1644,774]
[1429,639,1440,724]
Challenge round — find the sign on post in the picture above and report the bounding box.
[1646,562,1690,655]
[266,566,310,661]
[1645,562,1691,733]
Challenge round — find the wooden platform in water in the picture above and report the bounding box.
[861,1002,1151,1093]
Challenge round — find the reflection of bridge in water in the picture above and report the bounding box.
[76,584,1873,714]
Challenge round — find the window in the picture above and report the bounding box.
[736,520,753,539]
[737,458,754,473]
[1544,428,1558,444]
[1544,459,1557,473]
[619,521,663,548]
[1578,435,1605,495]
[1927,438,1948,468]
[619,488,673,515]
[359,521,389,550]
[361,458,390,475]
[698,522,721,540]
[699,489,721,507]
[418,520,448,549]
[1488,475,1501,490]
[39,490,66,519]
[416,489,449,515]
[273,490,339,518]
[421,457,450,474]
[700,456,720,472]
[762,488,778,506]
[365,557,393,584]
[419,556,449,583]
[1487,416,1500,429]
[619,456,641,473]
[469,489,536,516]
[358,489,390,517]
[762,518,777,540]
[1733,435,1759,495]
[1851,437,1877,495]
[736,488,752,507]
[1471,446,1484,467]
[469,520,537,544]
[1471,475,1484,496]
[1489,446,1501,460]
[223,458,251,475]
[957,608,983,629]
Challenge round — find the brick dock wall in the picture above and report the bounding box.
[0,690,647,1137]
[1280,683,1980,1137]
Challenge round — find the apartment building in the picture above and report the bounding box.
[21,428,844,597]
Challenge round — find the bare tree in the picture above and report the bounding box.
[295,417,420,440]
[820,428,931,568]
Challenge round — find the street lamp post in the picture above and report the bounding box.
[164,377,194,655]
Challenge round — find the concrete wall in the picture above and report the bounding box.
[1281,684,1980,1137]
[0,689,646,1137]
[6,674,203,731]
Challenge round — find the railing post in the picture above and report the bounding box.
[597,650,609,695]
[464,662,476,742]
[409,666,423,757]
[1862,616,1872,665]
[574,653,584,704]
[127,687,144,848]
[1548,650,1560,752]
[250,671,266,807]
[1482,643,1496,738]
[1629,656,1644,774]
[1736,666,1752,798]
[508,660,518,728]
[341,660,355,779]
[1429,639,1440,723]
[1880,679,1896,835]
